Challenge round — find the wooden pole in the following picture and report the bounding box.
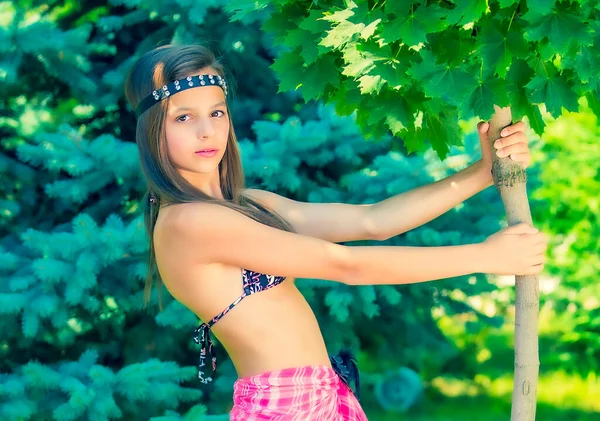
[487,105,539,421]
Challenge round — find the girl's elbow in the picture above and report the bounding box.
[333,245,361,285]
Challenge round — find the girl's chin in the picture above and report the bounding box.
[179,165,220,176]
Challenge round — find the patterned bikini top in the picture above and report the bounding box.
[193,268,286,384]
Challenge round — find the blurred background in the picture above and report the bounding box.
[0,1,598,420]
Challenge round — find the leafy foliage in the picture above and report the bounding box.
[227,0,600,158]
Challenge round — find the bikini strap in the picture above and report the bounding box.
[193,323,217,384]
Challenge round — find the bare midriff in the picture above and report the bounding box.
[153,210,333,379]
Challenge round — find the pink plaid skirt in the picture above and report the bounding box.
[230,364,368,420]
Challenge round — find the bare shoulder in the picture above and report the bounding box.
[157,201,235,234]
[153,202,222,266]
[155,198,352,285]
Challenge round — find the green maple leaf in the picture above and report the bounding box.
[299,9,332,34]
[525,71,579,118]
[356,104,391,140]
[524,103,545,137]
[358,75,385,94]
[428,27,476,67]
[467,77,511,120]
[479,19,530,78]
[341,44,377,77]
[414,100,462,159]
[332,79,362,116]
[573,44,600,90]
[363,97,389,127]
[385,96,412,138]
[360,90,415,139]
[298,54,341,102]
[356,90,411,141]
[583,0,600,15]
[402,127,424,154]
[407,50,476,107]
[523,4,593,54]
[370,57,412,92]
[320,0,383,48]
[343,44,410,94]
[585,91,600,117]
[445,0,487,26]
[261,6,295,37]
[282,28,305,49]
[347,0,385,27]
[341,41,394,78]
[526,0,557,15]
[360,18,381,41]
[497,0,520,8]
[284,28,326,65]
[380,3,447,46]
[395,87,429,153]
[506,59,546,136]
[320,19,365,49]
[224,0,270,22]
[272,49,338,102]
[271,50,305,93]
[321,1,357,23]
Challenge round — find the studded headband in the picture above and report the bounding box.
[135,73,228,117]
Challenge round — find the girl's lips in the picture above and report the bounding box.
[195,149,218,157]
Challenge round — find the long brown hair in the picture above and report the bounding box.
[124,44,294,310]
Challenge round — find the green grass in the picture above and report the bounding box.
[366,394,598,421]
[362,295,600,420]
[362,371,599,420]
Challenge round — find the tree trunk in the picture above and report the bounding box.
[487,105,540,421]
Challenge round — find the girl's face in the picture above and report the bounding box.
[164,69,229,183]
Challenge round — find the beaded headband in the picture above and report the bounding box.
[135,73,228,117]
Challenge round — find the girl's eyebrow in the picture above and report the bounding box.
[171,101,227,113]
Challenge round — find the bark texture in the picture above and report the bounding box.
[488,105,540,421]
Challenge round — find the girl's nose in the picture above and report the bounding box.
[197,118,215,138]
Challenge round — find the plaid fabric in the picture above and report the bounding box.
[230,364,368,420]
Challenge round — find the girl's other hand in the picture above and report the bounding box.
[480,223,547,276]
[477,120,531,185]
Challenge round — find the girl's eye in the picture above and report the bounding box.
[211,110,226,118]
[176,114,191,122]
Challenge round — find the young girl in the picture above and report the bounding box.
[124,44,546,420]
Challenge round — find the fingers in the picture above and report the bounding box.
[505,222,539,235]
[500,121,527,137]
[506,153,530,168]
[493,130,529,166]
[533,242,547,255]
[505,223,547,237]
[534,231,548,245]
[496,142,528,158]
[523,248,546,274]
[529,234,548,270]
[502,221,548,276]
[527,231,547,247]
[524,264,544,275]
[494,131,527,149]
[478,121,490,133]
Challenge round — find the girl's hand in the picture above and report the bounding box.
[480,223,547,276]
[477,120,531,183]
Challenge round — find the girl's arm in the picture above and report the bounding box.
[245,121,530,242]
[163,202,546,288]
[366,160,492,240]
[368,120,531,240]
[244,161,491,242]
